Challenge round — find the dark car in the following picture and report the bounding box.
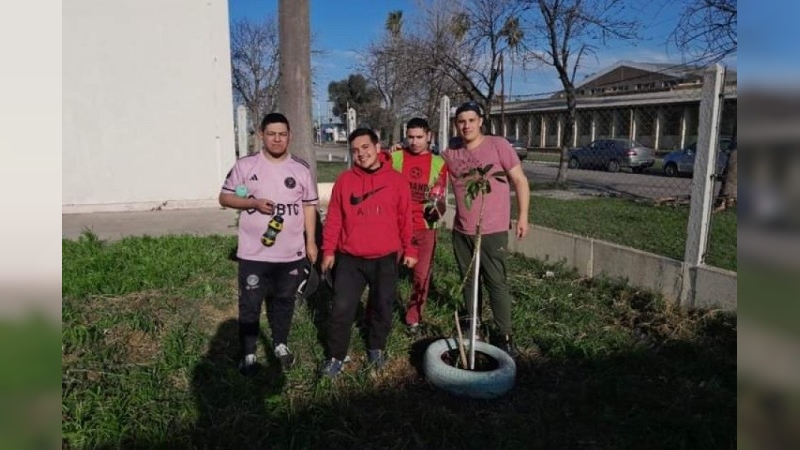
[568,138,655,173]
[662,137,733,177]
[505,137,528,160]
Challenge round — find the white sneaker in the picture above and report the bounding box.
[239,353,258,376]
[274,343,295,370]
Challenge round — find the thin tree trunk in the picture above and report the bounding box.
[556,104,576,184]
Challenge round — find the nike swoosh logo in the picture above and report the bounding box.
[350,186,386,205]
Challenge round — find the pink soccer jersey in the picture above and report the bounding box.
[442,136,521,235]
[221,153,319,262]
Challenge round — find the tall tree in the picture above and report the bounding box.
[358,10,410,144]
[519,0,639,183]
[671,0,736,64]
[420,0,526,122]
[230,17,280,154]
[386,10,404,37]
[327,74,384,132]
[278,0,315,177]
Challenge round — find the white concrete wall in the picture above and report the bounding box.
[63,0,235,212]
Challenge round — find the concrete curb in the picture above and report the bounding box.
[317,182,334,205]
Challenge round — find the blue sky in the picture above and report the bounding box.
[228,0,747,120]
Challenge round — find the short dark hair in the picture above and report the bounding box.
[260,112,290,132]
[348,127,379,144]
[406,117,430,132]
[455,101,482,117]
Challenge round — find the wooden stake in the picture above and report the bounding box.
[454,311,469,369]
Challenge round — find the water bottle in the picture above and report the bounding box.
[425,184,445,225]
[428,184,445,204]
[261,215,284,247]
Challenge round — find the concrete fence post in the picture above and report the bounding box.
[439,95,450,151]
[236,105,248,158]
[680,63,725,307]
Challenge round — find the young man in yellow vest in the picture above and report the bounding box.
[391,118,448,335]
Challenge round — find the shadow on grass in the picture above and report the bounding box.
[92,312,735,450]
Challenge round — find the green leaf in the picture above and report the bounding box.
[464,194,473,210]
[482,164,494,174]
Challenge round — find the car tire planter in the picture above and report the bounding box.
[423,338,516,399]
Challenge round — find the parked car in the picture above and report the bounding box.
[505,137,528,160]
[662,137,733,177]
[567,138,655,173]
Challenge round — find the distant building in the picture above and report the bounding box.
[486,61,737,151]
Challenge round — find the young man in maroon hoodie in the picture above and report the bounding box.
[320,128,418,378]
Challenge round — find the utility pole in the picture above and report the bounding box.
[278,0,316,179]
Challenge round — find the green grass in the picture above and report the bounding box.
[526,151,560,163]
[527,196,737,271]
[316,162,348,183]
[62,231,735,449]
[1,316,61,450]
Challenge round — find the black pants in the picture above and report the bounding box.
[326,252,398,360]
[238,258,305,355]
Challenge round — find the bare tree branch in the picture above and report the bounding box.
[230,16,280,149]
[670,0,737,64]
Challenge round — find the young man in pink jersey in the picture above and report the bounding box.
[442,101,530,357]
[319,128,417,378]
[390,118,448,335]
[219,112,319,376]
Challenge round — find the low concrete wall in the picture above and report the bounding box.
[591,239,684,303]
[441,210,736,309]
[692,265,737,309]
[318,182,334,205]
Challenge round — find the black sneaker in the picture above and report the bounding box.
[367,349,386,369]
[498,335,520,358]
[238,353,259,377]
[274,343,295,370]
[320,358,344,378]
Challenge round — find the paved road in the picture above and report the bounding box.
[62,208,238,241]
[522,160,699,200]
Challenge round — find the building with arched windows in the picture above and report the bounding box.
[486,61,737,153]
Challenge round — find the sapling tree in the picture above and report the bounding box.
[451,163,507,369]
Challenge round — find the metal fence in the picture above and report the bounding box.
[451,64,736,274]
